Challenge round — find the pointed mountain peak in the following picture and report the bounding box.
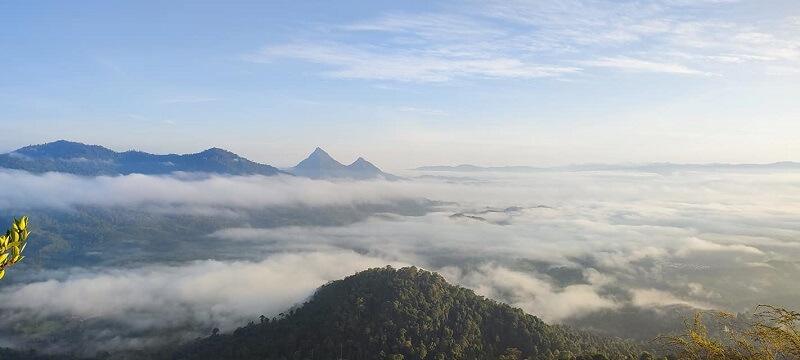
[348,157,376,168]
[347,157,386,177]
[293,147,345,171]
[290,148,397,180]
[309,147,334,159]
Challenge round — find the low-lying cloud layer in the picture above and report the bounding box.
[0,170,427,210]
[0,251,407,353]
[0,169,799,353]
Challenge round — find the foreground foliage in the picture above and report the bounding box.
[169,266,644,360]
[0,216,30,281]
[660,304,800,359]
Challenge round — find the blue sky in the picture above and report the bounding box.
[1,0,799,168]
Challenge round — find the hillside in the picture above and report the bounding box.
[168,266,645,360]
[0,140,285,176]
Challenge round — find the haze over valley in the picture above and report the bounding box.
[3,0,800,358]
[0,141,798,356]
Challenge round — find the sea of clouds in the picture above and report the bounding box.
[0,169,798,353]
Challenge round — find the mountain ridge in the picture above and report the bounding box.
[416,161,800,174]
[0,141,399,179]
[0,140,286,176]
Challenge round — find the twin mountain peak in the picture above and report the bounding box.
[0,140,396,180]
[292,147,393,179]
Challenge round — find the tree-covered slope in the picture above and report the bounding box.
[168,266,643,360]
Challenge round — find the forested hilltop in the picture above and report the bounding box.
[167,266,646,360]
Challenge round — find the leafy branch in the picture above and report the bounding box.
[0,216,30,280]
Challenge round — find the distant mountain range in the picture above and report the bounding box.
[0,140,285,176]
[0,140,397,179]
[416,161,800,174]
[290,147,398,180]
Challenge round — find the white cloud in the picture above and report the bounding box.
[676,237,765,256]
[248,43,580,82]
[631,288,713,309]
[0,251,406,353]
[246,0,800,82]
[159,96,218,104]
[441,264,621,323]
[3,169,800,353]
[577,56,714,75]
[398,106,450,116]
[0,170,427,210]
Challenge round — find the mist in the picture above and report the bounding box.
[0,169,799,353]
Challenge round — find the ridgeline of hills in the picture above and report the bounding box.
[167,266,648,360]
[0,140,395,180]
[5,140,796,179]
[416,162,800,174]
[0,140,284,176]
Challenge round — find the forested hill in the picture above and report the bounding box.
[168,266,646,360]
[0,140,285,176]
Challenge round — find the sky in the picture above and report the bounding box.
[2,0,799,168]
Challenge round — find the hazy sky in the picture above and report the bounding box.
[2,0,799,168]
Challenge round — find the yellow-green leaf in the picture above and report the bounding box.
[0,269,5,280]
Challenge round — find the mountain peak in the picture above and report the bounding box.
[198,147,236,157]
[293,147,344,172]
[309,147,333,159]
[347,156,378,170]
[51,139,79,145]
[15,140,117,160]
[291,148,397,179]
